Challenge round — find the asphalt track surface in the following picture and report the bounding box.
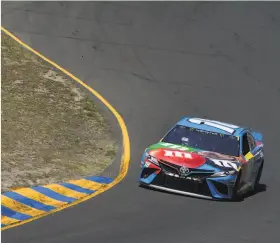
[2,2,280,243]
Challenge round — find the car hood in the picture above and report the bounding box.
[146,142,242,171]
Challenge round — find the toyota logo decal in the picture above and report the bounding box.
[179,166,189,174]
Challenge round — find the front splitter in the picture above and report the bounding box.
[143,183,213,200]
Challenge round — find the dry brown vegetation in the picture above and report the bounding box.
[1,33,117,192]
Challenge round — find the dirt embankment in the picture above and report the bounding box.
[1,33,117,192]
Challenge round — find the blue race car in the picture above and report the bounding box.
[139,117,264,200]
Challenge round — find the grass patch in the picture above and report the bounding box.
[1,33,117,192]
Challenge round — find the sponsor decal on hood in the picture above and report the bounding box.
[146,142,241,170]
[148,148,206,168]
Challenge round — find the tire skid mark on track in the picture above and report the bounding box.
[1,27,131,231]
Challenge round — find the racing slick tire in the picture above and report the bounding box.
[231,170,243,201]
[253,159,264,190]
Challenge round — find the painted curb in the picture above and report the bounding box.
[1,27,130,231]
[1,176,113,228]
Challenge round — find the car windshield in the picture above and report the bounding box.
[162,125,240,157]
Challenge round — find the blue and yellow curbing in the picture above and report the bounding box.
[1,176,113,228]
[1,27,131,231]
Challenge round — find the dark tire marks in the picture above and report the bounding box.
[2,2,280,243]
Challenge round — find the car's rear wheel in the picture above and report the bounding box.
[254,160,264,189]
[231,170,243,201]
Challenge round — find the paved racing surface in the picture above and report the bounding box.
[2,2,280,243]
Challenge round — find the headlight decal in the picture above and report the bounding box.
[147,154,159,166]
[210,170,236,177]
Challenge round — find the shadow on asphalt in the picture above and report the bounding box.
[242,183,267,200]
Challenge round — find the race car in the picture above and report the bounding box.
[139,117,264,200]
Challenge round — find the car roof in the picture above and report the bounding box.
[176,116,247,136]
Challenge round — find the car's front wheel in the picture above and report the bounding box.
[231,170,243,201]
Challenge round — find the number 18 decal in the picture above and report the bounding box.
[188,118,239,134]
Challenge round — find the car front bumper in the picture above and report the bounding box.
[139,167,237,200]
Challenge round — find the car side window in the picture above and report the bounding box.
[247,133,256,150]
[242,133,250,155]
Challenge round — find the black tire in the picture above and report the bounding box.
[254,160,264,188]
[231,170,243,201]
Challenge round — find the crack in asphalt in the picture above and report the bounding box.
[7,28,220,58]
[214,50,262,85]
[131,48,157,83]
[1,2,35,17]
[191,5,270,89]
[4,4,279,112]
[100,68,203,89]
[4,8,133,27]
